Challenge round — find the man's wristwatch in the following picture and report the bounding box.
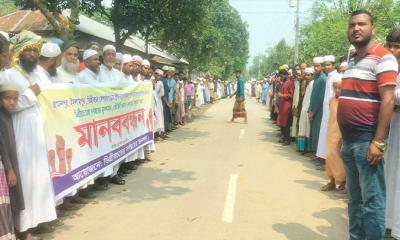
[372,140,386,152]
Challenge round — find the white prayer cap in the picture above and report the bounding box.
[122,54,132,64]
[305,67,314,74]
[116,52,123,61]
[313,57,324,64]
[162,65,169,71]
[288,69,293,74]
[155,69,164,75]
[340,61,348,68]
[131,55,143,63]
[0,74,21,92]
[0,31,9,41]
[323,55,335,63]
[169,66,175,72]
[142,59,150,67]
[40,42,61,58]
[103,44,116,53]
[83,49,98,61]
[332,74,342,83]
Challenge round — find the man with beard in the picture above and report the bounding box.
[338,10,398,240]
[78,49,100,84]
[131,55,143,82]
[98,45,121,83]
[120,54,133,82]
[36,42,62,83]
[56,41,79,83]
[114,52,123,70]
[5,30,57,240]
[141,59,152,81]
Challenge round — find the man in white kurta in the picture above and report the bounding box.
[154,69,165,134]
[7,31,57,233]
[98,45,121,84]
[316,55,339,160]
[78,49,100,84]
[55,41,80,84]
[384,32,400,239]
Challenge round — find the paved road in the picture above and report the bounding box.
[47,98,349,240]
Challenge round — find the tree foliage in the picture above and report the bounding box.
[249,0,400,77]
[15,0,80,41]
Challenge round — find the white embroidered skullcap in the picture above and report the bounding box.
[40,42,61,58]
[103,44,116,53]
[305,67,314,74]
[332,74,342,83]
[0,31,9,41]
[142,59,150,67]
[83,49,98,61]
[0,74,21,92]
[162,65,169,71]
[313,57,324,64]
[155,69,164,75]
[116,52,123,61]
[131,55,143,64]
[122,54,132,64]
[323,55,335,63]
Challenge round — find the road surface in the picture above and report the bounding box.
[46,98,348,240]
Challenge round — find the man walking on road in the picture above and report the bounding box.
[338,10,398,240]
[230,70,247,124]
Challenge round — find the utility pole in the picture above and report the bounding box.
[290,0,300,65]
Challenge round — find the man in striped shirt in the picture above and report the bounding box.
[338,10,398,240]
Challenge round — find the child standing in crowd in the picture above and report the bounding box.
[0,33,24,240]
[321,75,346,192]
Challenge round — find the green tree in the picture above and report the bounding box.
[0,0,17,17]
[15,0,80,41]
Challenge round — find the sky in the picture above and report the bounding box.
[228,0,315,63]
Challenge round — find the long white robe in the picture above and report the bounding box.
[98,64,122,83]
[3,67,57,231]
[316,70,339,159]
[385,74,400,239]
[154,81,165,133]
[291,80,300,137]
[78,68,99,84]
[298,80,314,138]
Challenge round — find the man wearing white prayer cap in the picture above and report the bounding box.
[316,55,340,173]
[78,49,100,84]
[37,42,62,83]
[131,55,143,81]
[114,52,123,70]
[98,44,121,83]
[121,54,133,82]
[141,59,151,81]
[297,66,315,153]
[308,56,327,159]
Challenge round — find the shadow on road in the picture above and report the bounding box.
[166,128,210,142]
[100,167,196,204]
[273,207,348,240]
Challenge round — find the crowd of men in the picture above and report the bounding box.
[257,10,400,240]
[0,29,238,240]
